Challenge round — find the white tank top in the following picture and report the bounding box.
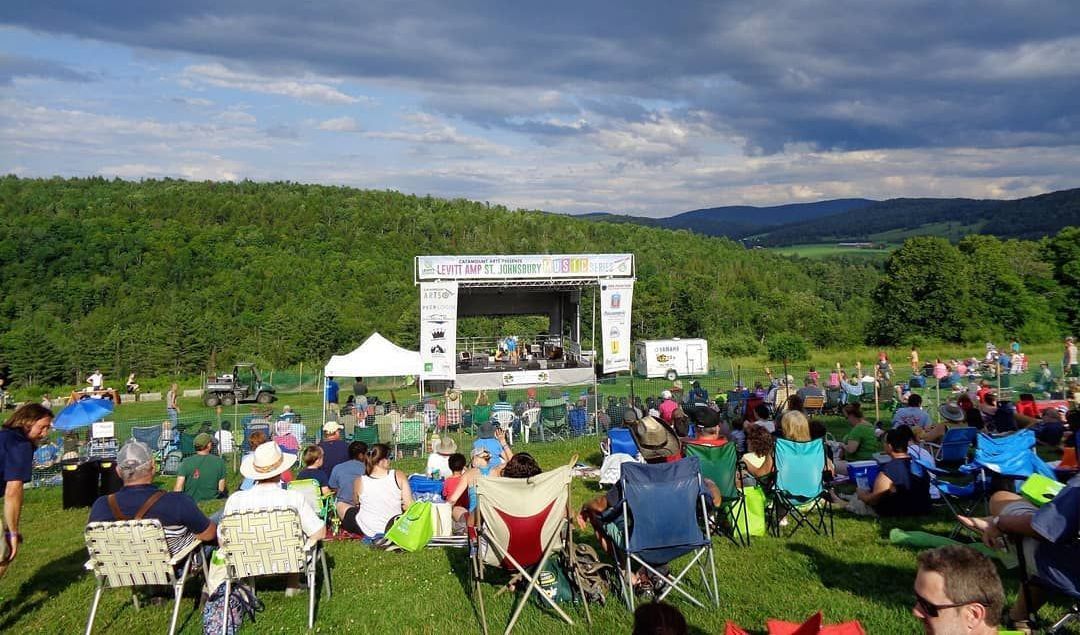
[357,469,403,536]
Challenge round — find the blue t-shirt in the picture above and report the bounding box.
[319,439,349,477]
[297,468,329,487]
[472,438,505,469]
[0,427,34,491]
[328,459,367,505]
[1031,476,1080,595]
[892,407,932,429]
[88,484,211,535]
[325,379,340,404]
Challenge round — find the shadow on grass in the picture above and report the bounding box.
[786,543,913,608]
[0,547,88,631]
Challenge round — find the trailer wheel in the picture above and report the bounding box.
[221,393,236,406]
[665,369,678,381]
[256,392,274,404]
[203,394,221,408]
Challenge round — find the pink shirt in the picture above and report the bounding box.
[658,399,678,424]
[933,363,948,380]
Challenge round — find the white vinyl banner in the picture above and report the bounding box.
[420,282,458,380]
[417,254,634,281]
[600,279,634,374]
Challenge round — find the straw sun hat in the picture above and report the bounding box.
[240,442,297,481]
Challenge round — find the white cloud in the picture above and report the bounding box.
[214,110,257,124]
[173,96,214,107]
[317,116,360,132]
[365,112,511,155]
[181,63,361,105]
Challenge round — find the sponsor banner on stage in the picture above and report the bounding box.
[420,281,458,380]
[416,254,634,281]
[500,370,552,386]
[600,279,634,374]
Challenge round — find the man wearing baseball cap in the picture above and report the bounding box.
[318,420,348,476]
[88,440,216,555]
[174,432,226,502]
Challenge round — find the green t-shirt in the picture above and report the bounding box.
[178,453,226,502]
[842,423,880,461]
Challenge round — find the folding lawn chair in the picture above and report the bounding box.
[913,458,988,539]
[683,443,749,546]
[617,458,719,610]
[769,438,833,538]
[241,422,271,453]
[472,463,590,635]
[397,417,424,455]
[568,406,588,437]
[288,478,339,533]
[84,519,206,635]
[351,426,379,446]
[802,395,825,416]
[519,407,540,444]
[960,429,1057,488]
[218,507,331,630]
[603,427,639,458]
[924,426,979,467]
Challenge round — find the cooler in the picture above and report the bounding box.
[62,461,100,509]
[847,460,881,491]
[96,459,123,496]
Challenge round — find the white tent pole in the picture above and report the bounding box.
[592,285,598,435]
[321,374,326,426]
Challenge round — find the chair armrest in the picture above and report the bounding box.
[85,559,95,571]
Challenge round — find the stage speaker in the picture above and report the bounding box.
[527,361,541,370]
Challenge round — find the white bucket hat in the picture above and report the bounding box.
[240,441,297,481]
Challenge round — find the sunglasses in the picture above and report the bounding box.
[914,591,986,618]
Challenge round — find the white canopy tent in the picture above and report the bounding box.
[324,332,422,379]
[322,332,422,423]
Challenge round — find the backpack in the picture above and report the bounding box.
[202,582,262,635]
[162,451,184,476]
[629,415,681,461]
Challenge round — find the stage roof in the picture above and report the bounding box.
[415,254,634,287]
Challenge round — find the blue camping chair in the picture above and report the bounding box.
[769,438,833,538]
[961,430,1056,483]
[604,428,639,458]
[130,425,163,460]
[913,457,989,539]
[616,458,719,610]
[926,426,979,467]
[568,406,588,437]
[240,422,271,453]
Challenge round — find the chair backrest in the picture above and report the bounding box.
[619,458,709,560]
[774,438,826,499]
[287,479,323,513]
[130,426,162,451]
[492,410,515,427]
[521,408,541,428]
[608,427,639,456]
[241,423,271,453]
[398,418,424,444]
[683,443,739,500]
[339,414,358,438]
[974,430,1055,479]
[476,465,572,569]
[472,405,492,425]
[85,520,175,588]
[218,508,306,578]
[352,426,379,445]
[938,426,979,463]
[802,395,825,412]
[568,407,588,433]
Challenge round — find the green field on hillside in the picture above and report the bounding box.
[768,243,894,262]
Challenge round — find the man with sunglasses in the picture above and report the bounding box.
[913,545,1005,634]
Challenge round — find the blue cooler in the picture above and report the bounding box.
[847,460,881,491]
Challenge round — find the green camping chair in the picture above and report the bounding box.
[352,426,379,446]
[683,443,750,546]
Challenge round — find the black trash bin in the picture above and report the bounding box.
[62,461,99,509]
[96,459,123,496]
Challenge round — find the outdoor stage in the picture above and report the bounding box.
[415,254,636,391]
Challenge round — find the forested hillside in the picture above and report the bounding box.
[0,177,1075,389]
[0,177,881,387]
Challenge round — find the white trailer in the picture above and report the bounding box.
[634,338,709,380]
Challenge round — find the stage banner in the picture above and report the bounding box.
[500,370,552,386]
[416,254,634,281]
[420,281,458,380]
[600,279,634,374]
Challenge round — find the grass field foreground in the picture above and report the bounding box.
[2,416,1069,634]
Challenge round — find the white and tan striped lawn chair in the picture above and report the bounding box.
[217,507,331,630]
[83,519,204,635]
[472,462,591,635]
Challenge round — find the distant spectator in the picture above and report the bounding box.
[893,393,932,431]
[273,420,300,453]
[796,378,825,402]
[729,417,747,454]
[325,376,340,414]
[850,428,931,517]
[40,394,53,411]
[1066,336,1078,378]
[353,377,368,397]
[328,440,369,518]
[742,423,775,482]
[753,403,775,433]
[340,443,413,540]
[684,409,726,448]
[426,436,456,479]
[442,453,470,532]
[297,445,331,494]
[86,368,104,391]
[125,373,139,394]
[687,381,708,405]
[658,390,677,424]
[780,410,811,442]
[318,421,349,476]
[214,421,235,454]
[1033,405,1068,447]
[835,403,879,474]
[166,383,180,428]
[174,433,226,502]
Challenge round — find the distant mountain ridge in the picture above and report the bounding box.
[576,188,1080,244]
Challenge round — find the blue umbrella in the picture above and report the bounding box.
[53,398,115,431]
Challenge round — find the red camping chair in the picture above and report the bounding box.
[471,461,590,635]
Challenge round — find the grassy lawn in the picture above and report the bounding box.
[767,243,894,263]
[1,416,1064,635]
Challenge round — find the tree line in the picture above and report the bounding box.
[0,177,1076,389]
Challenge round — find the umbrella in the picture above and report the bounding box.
[53,398,115,431]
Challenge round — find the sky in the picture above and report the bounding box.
[1,1,1078,217]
